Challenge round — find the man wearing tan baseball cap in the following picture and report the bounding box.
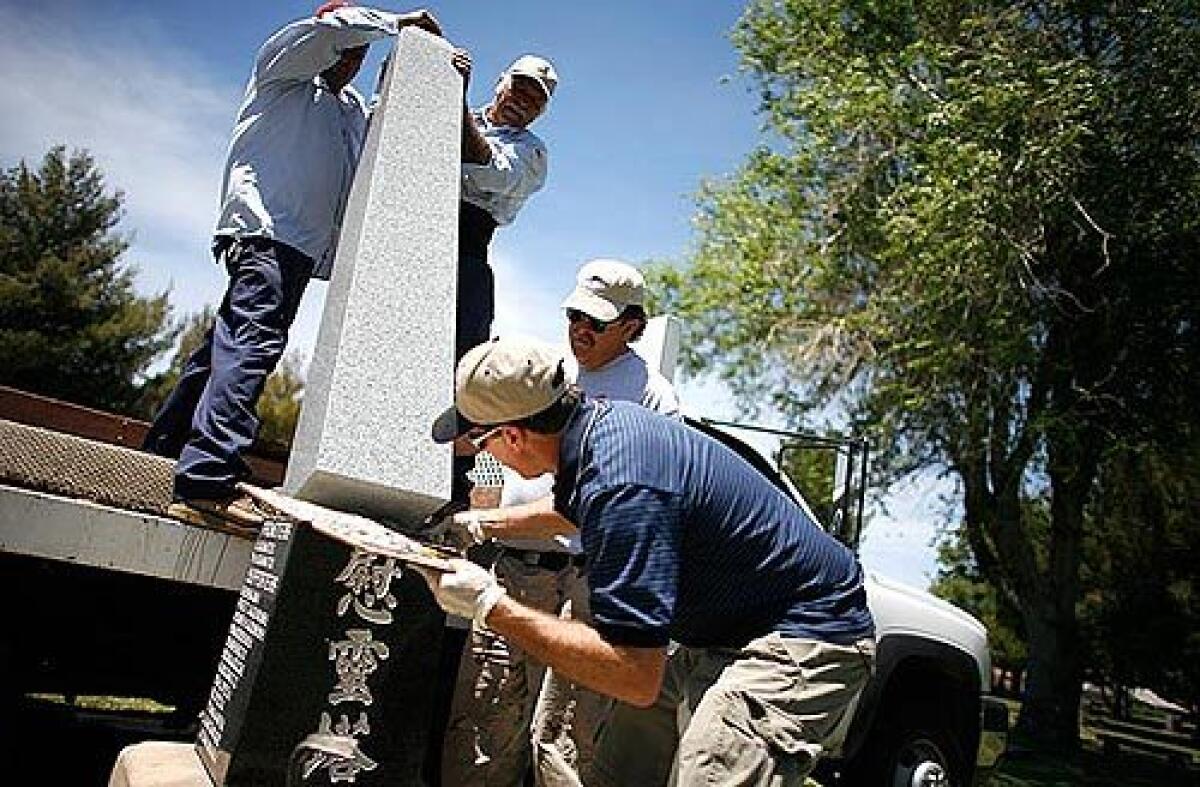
[437,264,682,785]
[422,336,876,787]
[431,337,571,449]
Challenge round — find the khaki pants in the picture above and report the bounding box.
[584,634,875,787]
[442,555,610,786]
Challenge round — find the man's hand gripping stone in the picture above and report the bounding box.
[415,558,507,630]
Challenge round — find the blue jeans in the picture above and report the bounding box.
[143,237,312,499]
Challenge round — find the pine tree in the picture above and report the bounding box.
[0,147,174,414]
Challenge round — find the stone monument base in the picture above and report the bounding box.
[109,742,211,787]
[194,487,452,786]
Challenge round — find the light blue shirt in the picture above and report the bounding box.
[214,7,405,279]
[461,109,548,226]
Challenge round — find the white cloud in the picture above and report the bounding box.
[0,5,237,330]
[490,247,570,347]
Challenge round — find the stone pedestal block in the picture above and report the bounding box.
[285,28,462,522]
[195,492,447,786]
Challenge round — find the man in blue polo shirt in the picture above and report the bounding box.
[423,337,876,786]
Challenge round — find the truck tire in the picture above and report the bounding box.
[843,717,968,787]
[883,724,965,787]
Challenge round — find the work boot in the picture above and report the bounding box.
[167,491,266,537]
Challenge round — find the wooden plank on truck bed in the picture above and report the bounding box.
[0,485,252,591]
[0,385,287,486]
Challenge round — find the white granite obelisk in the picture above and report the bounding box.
[284,28,460,522]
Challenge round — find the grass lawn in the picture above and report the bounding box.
[991,744,1198,786]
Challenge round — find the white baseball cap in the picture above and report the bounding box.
[431,337,569,442]
[505,54,558,99]
[561,259,645,322]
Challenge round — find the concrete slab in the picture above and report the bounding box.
[108,741,211,787]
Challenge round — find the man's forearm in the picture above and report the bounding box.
[486,596,665,707]
[476,494,576,540]
[461,106,493,164]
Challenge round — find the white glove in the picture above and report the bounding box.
[417,558,507,630]
[431,510,499,550]
[453,511,490,544]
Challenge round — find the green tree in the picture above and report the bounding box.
[0,147,175,414]
[255,352,305,447]
[652,1,1200,746]
[932,525,1028,685]
[135,306,215,418]
[1083,440,1200,714]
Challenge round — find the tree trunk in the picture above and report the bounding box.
[1016,599,1083,747]
[1012,410,1096,748]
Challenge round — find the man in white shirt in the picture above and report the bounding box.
[564,259,681,417]
[143,2,441,528]
[440,260,681,786]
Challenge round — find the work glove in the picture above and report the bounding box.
[430,510,495,550]
[417,558,507,630]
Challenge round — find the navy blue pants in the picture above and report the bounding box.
[144,238,313,499]
[452,249,495,503]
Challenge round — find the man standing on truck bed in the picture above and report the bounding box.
[422,336,877,786]
[141,3,443,528]
[451,51,558,505]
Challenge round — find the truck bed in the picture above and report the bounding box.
[0,392,273,708]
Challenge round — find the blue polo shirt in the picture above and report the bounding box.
[554,399,874,649]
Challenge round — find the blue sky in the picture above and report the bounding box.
[0,0,946,589]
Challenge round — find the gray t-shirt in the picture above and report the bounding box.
[576,350,681,420]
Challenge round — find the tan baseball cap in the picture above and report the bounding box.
[431,337,569,443]
[506,54,558,99]
[561,259,645,322]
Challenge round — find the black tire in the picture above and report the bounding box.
[887,725,965,787]
[843,720,968,787]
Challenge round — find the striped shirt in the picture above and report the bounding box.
[554,400,874,649]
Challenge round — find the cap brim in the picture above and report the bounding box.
[561,288,621,322]
[531,78,553,99]
[431,406,478,444]
[510,71,553,100]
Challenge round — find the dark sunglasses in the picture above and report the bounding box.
[465,426,502,451]
[565,308,616,333]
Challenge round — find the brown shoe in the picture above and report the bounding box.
[167,492,266,536]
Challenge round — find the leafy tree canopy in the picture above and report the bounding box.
[651,0,1200,745]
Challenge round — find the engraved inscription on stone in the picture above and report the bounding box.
[297,548,405,782]
[197,520,293,774]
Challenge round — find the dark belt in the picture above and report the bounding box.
[501,546,586,572]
